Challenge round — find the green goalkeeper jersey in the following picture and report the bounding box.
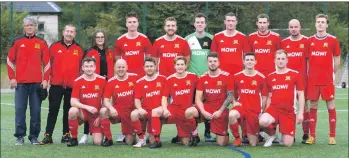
[185,32,213,76]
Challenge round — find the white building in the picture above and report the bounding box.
[14,2,62,46]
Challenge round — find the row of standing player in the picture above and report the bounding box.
[7,11,340,146]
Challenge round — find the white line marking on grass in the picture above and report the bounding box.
[1,102,62,111]
[318,109,348,112]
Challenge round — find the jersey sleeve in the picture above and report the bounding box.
[260,77,268,96]
[183,40,191,56]
[162,78,170,97]
[333,38,341,56]
[243,36,251,53]
[210,36,218,52]
[295,73,304,91]
[104,81,113,99]
[134,81,143,100]
[71,80,80,99]
[150,40,160,58]
[6,41,17,80]
[275,35,282,50]
[226,74,234,91]
[41,41,50,81]
[113,39,122,57]
[144,37,153,56]
[266,76,272,93]
[196,77,204,91]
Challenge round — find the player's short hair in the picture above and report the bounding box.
[256,13,270,22]
[275,49,288,58]
[207,52,219,59]
[144,56,156,66]
[194,13,207,23]
[23,17,37,25]
[225,12,237,20]
[243,52,256,60]
[63,24,76,31]
[164,17,177,25]
[315,14,329,24]
[126,12,139,21]
[92,30,108,50]
[174,56,187,65]
[82,57,96,64]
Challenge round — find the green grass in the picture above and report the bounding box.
[1,89,348,158]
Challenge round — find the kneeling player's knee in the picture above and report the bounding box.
[68,107,79,119]
[125,136,135,145]
[130,110,139,121]
[93,137,103,145]
[259,119,269,127]
[152,108,162,117]
[283,140,293,147]
[99,107,109,116]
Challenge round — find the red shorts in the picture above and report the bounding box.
[81,109,102,134]
[231,106,260,136]
[112,105,134,135]
[165,105,190,137]
[264,106,296,137]
[194,104,229,136]
[307,84,335,101]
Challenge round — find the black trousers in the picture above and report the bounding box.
[44,85,72,136]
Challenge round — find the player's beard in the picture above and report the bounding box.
[208,66,218,72]
[166,30,175,36]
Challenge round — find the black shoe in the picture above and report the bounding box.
[189,136,200,147]
[301,134,309,144]
[171,135,180,144]
[258,134,265,143]
[67,138,78,147]
[242,135,249,144]
[204,133,215,142]
[40,133,53,145]
[61,133,71,144]
[102,138,113,147]
[149,141,162,148]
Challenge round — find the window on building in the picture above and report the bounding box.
[38,22,45,31]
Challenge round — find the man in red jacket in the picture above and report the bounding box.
[7,17,50,145]
[40,24,84,145]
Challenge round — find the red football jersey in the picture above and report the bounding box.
[267,69,304,114]
[104,73,138,110]
[210,31,251,75]
[114,33,152,76]
[307,34,341,85]
[234,71,268,113]
[196,70,234,110]
[71,75,107,110]
[249,31,281,75]
[151,35,191,77]
[134,74,169,111]
[166,72,198,110]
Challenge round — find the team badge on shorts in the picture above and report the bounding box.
[285,76,291,81]
[35,43,40,49]
[128,82,134,87]
[300,44,304,48]
[217,81,222,86]
[233,40,239,44]
[174,44,179,48]
[323,42,328,47]
[252,80,257,86]
[136,42,141,46]
[95,85,100,90]
[203,42,208,46]
[186,80,191,86]
[267,40,272,45]
[73,50,79,56]
[156,82,162,87]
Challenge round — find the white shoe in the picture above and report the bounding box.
[263,135,276,147]
[116,135,126,142]
[133,139,146,148]
[278,135,284,145]
[79,134,88,144]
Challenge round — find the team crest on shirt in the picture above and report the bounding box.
[300,44,304,48]
[136,42,141,46]
[217,81,222,86]
[285,76,291,81]
[203,42,208,46]
[35,43,40,49]
[115,85,119,88]
[252,80,257,86]
[73,50,79,56]
[156,82,162,87]
[174,44,179,48]
[128,82,134,87]
[233,40,239,44]
[95,85,100,90]
[186,80,191,86]
[267,40,272,45]
[323,42,328,47]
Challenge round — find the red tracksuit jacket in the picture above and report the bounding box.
[84,47,114,80]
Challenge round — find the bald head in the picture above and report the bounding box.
[288,19,301,37]
[115,59,128,78]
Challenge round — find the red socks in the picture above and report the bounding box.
[100,118,112,140]
[302,111,309,135]
[229,122,240,139]
[309,108,317,137]
[151,116,161,142]
[68,119,79,138]
[131,120,144,139]
[328,108,337,137]
[265,124,276,136]
[241,119,247,137]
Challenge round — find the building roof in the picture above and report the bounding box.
[14,2,61,14]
